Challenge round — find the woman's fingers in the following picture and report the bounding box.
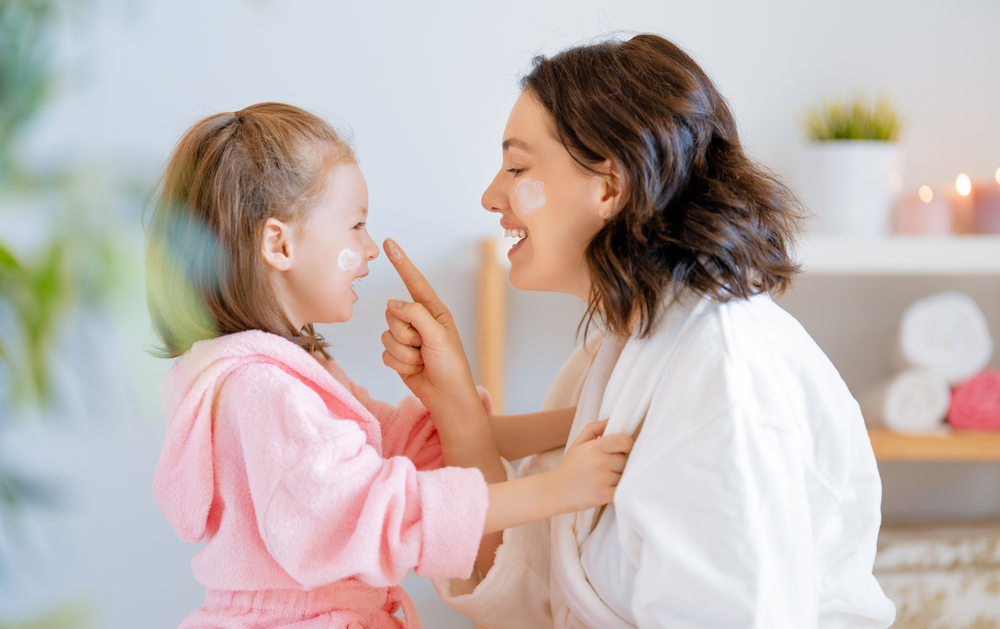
[386,299,443,344]
[383,238,450,320]
[381,330,423,366]
[385,308,422,347]
[382,349,423,376]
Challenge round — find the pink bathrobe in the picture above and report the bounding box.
[152,330,489,628]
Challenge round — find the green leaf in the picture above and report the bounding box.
[0,242,20,271]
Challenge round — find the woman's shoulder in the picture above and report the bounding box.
[641,292,854,424]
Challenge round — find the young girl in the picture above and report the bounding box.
[145,102,632,628]
[381,35,896,628]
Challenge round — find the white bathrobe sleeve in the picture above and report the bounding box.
[619,402,823,629]
[433,455,559,629]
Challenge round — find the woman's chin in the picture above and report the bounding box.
[509,265,551,293]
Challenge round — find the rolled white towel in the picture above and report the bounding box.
[897,291,993,385]
[862,367,951,433]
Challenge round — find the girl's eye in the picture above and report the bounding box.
[353,222,366,230]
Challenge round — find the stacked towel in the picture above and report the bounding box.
[948,369,1000,430]
[863,368,951,433]
[868,291,996,433]
[897,291,992,385]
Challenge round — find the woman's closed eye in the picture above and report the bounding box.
[506,167,525,177]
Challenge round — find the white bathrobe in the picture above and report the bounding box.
[435,292,896,628]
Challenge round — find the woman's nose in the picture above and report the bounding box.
[481,171,507,214]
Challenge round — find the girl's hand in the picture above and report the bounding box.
[381,238,478,410]
[549,419,633,513]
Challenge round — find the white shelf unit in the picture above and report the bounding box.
[794,233,1000,461]
[797,235,1000,276]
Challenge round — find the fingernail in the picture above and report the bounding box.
[385,239,401,259]
[388,299,404,310]
[411,335,422,347]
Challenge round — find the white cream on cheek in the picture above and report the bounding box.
[513,178,546,214]
[337,248,361,272]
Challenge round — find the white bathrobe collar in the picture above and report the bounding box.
[550,292,716,628]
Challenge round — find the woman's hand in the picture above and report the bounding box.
[380,238,479,412]
[548,419,633,513]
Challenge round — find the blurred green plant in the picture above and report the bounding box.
[0,0,62,179]
[0,238,73,405]
[1,1,134,627]
[804,96,903,142]
[0,601,94,629]
[0,168,134,408]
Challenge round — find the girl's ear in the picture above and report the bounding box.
[261,217,293,271]
[596,159,627,221]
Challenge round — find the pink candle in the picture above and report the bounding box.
[950,173,975,234]
[893,185,953,234]
[972,167,1000,234]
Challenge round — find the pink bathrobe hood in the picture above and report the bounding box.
[153,330,378,543]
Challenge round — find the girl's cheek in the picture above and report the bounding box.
[337,248,362,272]
[512,178,546,214]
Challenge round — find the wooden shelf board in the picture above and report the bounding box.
[869,428,1000,461]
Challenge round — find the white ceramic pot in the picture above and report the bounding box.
[801,141,903,236]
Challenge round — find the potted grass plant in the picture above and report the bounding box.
[800,97,904,236]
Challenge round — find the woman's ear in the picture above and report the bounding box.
[261,217,293,271]
[597,159,626,221]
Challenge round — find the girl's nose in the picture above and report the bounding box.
[364,233,380,261]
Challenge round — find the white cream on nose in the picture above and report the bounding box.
[513,178,546,213]
[338,248,362,272]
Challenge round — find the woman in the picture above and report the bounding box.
[380,33,895,628]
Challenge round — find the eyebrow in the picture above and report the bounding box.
[502,138,531,152]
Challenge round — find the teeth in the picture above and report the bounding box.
[504,228,528,239]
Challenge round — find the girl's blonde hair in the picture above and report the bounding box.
[145,102,354,358]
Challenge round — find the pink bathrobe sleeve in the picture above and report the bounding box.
[216,361,488,589]
[319,358,493,472]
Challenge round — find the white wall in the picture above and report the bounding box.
[4,0,999,626]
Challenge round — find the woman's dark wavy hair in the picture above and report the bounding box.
[521,33,803,339]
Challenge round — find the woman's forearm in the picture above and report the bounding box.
[490,406,576,460]
[428,388,506,480]
[427,388,509,573]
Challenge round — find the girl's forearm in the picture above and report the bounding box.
[477,472,564,574]
[490,407,576,460]
[484,472,563,535]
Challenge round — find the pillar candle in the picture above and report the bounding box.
[972,168,1000,234]
[951,173,975,234]
[893,185,953,234]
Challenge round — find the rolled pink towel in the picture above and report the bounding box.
[948,369,1000,430]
